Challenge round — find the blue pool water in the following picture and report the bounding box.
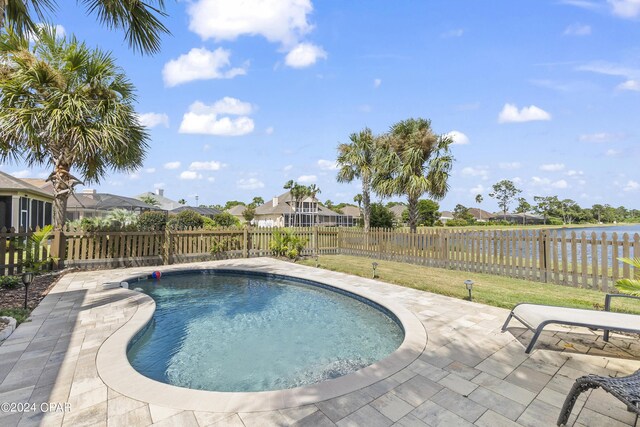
[127,271,404,392]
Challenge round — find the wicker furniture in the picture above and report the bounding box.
[557,369,640,426]
[502,294,640,354]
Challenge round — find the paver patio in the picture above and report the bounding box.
[0,258,639,426]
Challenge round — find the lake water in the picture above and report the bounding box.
[552,224,640,238]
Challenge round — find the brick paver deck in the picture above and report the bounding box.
[1,258,639,426]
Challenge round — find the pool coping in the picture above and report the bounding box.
[95,263,428,412]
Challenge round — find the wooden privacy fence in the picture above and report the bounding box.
[0,227,53,276]
[3,225,638,292]
[339,228,639,292]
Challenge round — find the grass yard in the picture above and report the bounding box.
[300,254,640,314]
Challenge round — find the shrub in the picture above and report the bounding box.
[370,203,394,228]
[212,212,240,228]
[168,210,204,230]
[210,235,242,254]
[0,276,21,289]
[445,219,469,227]
[269,229,307,259]
[138,211,168,231]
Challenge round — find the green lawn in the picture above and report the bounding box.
[300,255,640,314]
[0,308,30,324]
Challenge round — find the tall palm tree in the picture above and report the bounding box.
[475,194,483,222]
[337,128,377,232]
[0,0,169,54]
[374,118,454,233]
[307,184,321,226]
[0,28,149,229]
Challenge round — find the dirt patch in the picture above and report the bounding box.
[0,271,67,311]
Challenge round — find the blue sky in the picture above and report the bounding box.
[3,0,640,211]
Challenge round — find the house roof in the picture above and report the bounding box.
[136,191,183,211]
[339,205,361,217]
[467,208,493,220]
[170,206,221,216]
[0,171,54,199]
[440,211,454,219]
[389,204,407,218]
[20,178,55,195]
[67,193,163,211]
[226,204,247,216]
[255,191,344,217]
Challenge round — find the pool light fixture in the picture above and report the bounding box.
[22,272,34,309]
[464,279,474,301]
[372,262,379,278]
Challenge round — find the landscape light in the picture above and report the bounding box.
[465,279,474,301]
[315,255,319,268]
[22,272,34,309]
[372,262,379,279]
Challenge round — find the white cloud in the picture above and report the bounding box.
[552,179,569,189]
[617,80,640,91]
[560,0,600,11]
[164,162,181,170]
[265,126,274,135]
[129,173,140,180]
[208,177,216,182]
[499,162,522,170]
[624,180,640,191]
[189,161,225,171]
[237,178,265,190]
[317,159,338,170]
[446,130,470,145]
[470,184,484,194]
[609,0,640,18]
[540,163,565,172]
[153,182,165,189]
[606,149,621,156]
[187,0,314,46]
[441,28,464,38]
[563,23,591,36]
[531,176,551,186]
[162,47,246,87]
[145,168,156,174]
[579,132,625,143]
[373,78,382,88]
[179,99,255,136]
[11,170,31,178]
[138,112,169,128]
[285,43,327,68]
[565,170,584,176]
[498,103,551,123]
[461,166,489,180]
[297,175,317,184]
[179,171,203,180]
[283,165,293,172]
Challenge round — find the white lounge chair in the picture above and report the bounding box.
[502,294,640,353]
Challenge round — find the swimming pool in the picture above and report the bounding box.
[127,270,404,392]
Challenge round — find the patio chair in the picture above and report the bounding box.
[501,294,640,354]
[557,369,640,426]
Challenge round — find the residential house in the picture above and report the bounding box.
[439,211,454,224]
[467,208,493,223]
[0,171,53,230]
[489,212,545,225]
[170,205,221,219]
[135,189,184,211]
[66,189,164,221]
[226,204,247,223]
[253,191,356,227]
[338,204,361,219]
[389,204,407,226]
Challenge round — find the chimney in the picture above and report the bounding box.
[272,197,278,207]
[155,188,164,197]
[82,189,96,199]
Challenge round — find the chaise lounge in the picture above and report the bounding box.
[502,294,640,354]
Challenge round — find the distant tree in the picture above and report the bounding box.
[139,195,160,207]
[337,128,377,232]
[514,197,532,225]
[138,211,167,231]
[475,194,484,221]
[169,210,203,229]
[533,195,559,225]
[370,203,394,228]
[591,204,605,223]
[453,204,474,223]
[353,194,363,208]
[489,180,522,219]
[307,184,321,226]
[374,118,454,233]
[242,205,256,222]
[559,199,580,224]
[213,212,240,228]
[325,200,335,210]
[178,199,186,205]
[106,209,138,228]
[401,199,439,226]
[251,196,264,207]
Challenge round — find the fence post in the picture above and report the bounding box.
[313,226,319,256]
[243,227,249,258]
[539,230,548,282]
[162,228,172,265]
[50,230,66,270]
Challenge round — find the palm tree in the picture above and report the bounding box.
[290,183,309,227]
[475,194,483,222]
[0,28,149,229]
[106,208,138,227]
[307,184,321,226]
[337,128,377,232]
[0,0,169,54]
[283,180,295,226]
[374,118,454,233]
[139,195,160,207]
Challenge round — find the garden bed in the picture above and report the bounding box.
[0,272,67,323]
